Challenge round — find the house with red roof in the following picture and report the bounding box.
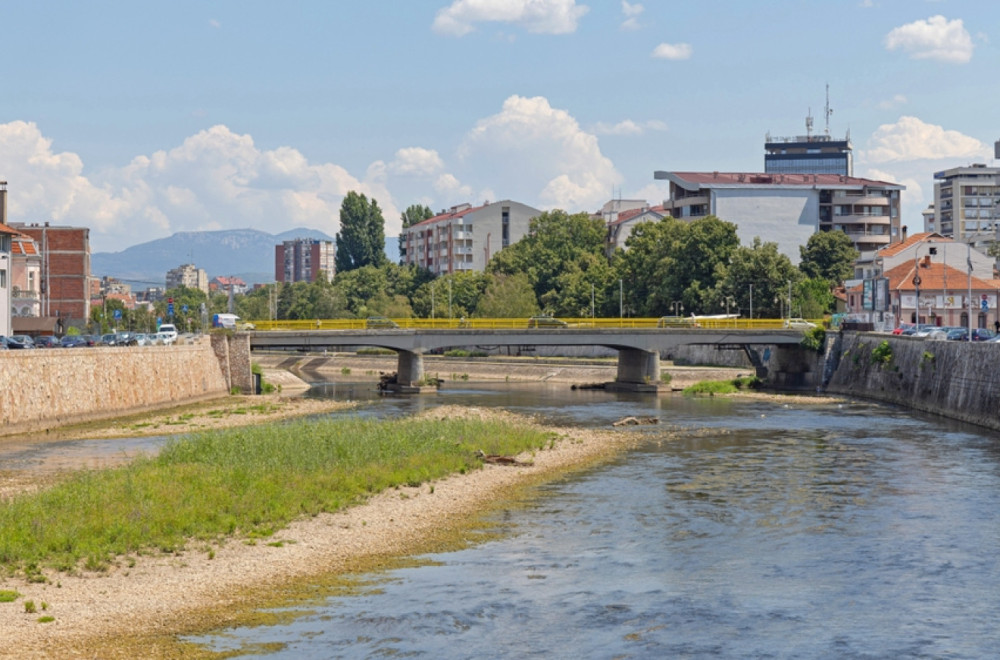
[846,232,1000,328]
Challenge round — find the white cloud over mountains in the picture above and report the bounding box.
[433,0,589,36]
[0,95,624,252]
[884,15,974,63]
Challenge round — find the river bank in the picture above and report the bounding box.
[0,406,646,658]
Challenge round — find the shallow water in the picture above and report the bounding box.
[189,383,1000,658]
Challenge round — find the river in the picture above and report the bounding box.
[180,381,1000,659]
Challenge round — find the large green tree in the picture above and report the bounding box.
[474,273,540,318]
[411,271,491,319]
[488,210,611,314]
[715,237,802,319]
[336,191,387,273]
[613,215,740,316]
[799,230,859,284]
[398,204,434,263]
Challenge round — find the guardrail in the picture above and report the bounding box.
[246,318,824,332]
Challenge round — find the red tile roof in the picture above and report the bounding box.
[877,232,947,257]
[410,203,488,229]
[884,260,997,292]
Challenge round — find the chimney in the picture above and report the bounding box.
[901,225,908,242]
[0,180,6,226]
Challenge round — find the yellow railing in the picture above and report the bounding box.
[247,318,824,331]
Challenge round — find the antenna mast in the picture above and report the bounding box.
[805,108,813,139]
[824,83,833,136]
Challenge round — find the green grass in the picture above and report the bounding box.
[683,376,761,396]
[0,416,555,574]
[0,589,19,602]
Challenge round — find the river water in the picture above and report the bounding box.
[181,382,1000,659]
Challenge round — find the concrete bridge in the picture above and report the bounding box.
[249,327,808,392]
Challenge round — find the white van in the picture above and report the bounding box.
[212,313,239,329]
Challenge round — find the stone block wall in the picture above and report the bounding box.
[0,342,230,434]
[827,332,1000,431]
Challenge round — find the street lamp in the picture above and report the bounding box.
[724,296,735,317]
[671,300,684,317]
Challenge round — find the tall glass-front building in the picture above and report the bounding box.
[764,133,853,176]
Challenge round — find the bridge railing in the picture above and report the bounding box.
[246,318,822,331]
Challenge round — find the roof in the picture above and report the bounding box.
[410,203,488,229]
[0,222,20,236]
[883,260,998,293]
[212,276,246,286]
[877,232,948,258]
[655,171,905,191]
[11,233,39,256]
[608,205,667,227]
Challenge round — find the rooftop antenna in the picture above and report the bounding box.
[805,108,814,139]
[824,83,833,136]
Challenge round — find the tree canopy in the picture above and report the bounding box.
[399,204,434,262]
[336,191,387,273]
[799,230,859,284]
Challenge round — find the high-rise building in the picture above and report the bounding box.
[165,263,209,294]
[931,164,1000,250]
[400,200,541,274]
[764,90,853,176]
[275,238,336,283]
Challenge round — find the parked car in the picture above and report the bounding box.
[133,333,150,346]
[34,335,58,348]
[81,335,99,346]
[0,336,29,349]
[949,328,996,341]
[892,323,916,335]
[910,324,940,337]
[527,315,568,328]
[10,335,35,348]
[925,326,964,341]
[60,335,89,348]
[115,332,139,346]
[100,333,118,346]
[783,318,818,329]
[157,323,179,343]
[365,316,399,329]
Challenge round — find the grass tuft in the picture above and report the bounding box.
[0,416,550,574]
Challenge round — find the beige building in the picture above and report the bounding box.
[400,200,541,274]
[931,164,1000,250]
[166,263,209,294]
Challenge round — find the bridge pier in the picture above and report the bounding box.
[386,349,424,393]
[608,348,661,392]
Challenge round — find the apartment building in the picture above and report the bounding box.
[653,171,904,261]
[166,263,209,294]
[400,200,541,274]
[764,132,853,176]
[275,238,336,283]
[604,204,666,256]
[932,164,1000,249]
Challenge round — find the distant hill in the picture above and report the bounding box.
[92,228,336,288]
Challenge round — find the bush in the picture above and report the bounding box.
[800,327,826,352]
[871,340,893,366]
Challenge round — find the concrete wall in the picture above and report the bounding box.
[0,339,232,434]
[826,332,1000,431]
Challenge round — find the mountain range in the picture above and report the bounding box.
[92,228,401,289]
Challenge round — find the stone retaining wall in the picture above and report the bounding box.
[826,332,1000,431]
[0,339,232,435]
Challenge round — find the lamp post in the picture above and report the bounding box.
[671,300,684,317]
[619,279,623,321]
[725,296,735,317]
[967,243,973,341]
[749,283,753,320]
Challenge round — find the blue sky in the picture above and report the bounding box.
[1,0,997,253]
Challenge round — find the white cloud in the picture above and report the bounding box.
[433,0,589,37]
[458,95,621,211]
[388,147,445,176]
[208,18,221,29]
[591,119,667,136]
[621,0,643,30]
[884,15,973,63]
[864,116,986,163]
[876,94,907,110]
[434,173,473,198]
[0,122,405,251]
[652,42,692,60]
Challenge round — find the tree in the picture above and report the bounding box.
[474,273,540,318]
[399,204,433,263]
[336,191,387,273]
[799,230,859,284]
[488,210,610,313]
[715,237,802,319]
[613,215,739,316]
[411,271,491,319]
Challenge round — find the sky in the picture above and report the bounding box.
[1,0,998,254]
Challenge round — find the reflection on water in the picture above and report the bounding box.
[189,383,1000,659]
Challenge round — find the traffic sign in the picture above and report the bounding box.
[982,299,989,311]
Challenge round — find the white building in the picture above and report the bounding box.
[0,182,14,336]
[931,164,1000,249]
[604,204,666,256]
[400,200,541,274]
[653,171,904,262]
